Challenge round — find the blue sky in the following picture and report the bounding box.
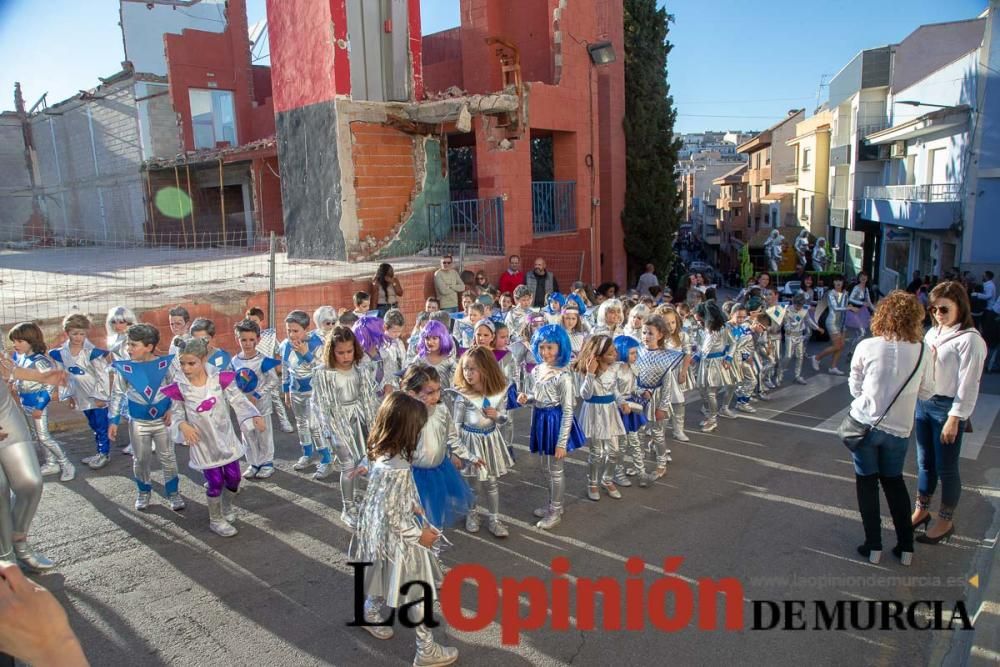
[0,0,987,134]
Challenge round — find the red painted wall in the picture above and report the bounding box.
[254,156,284,235]
[408,0,424,100]
[266,0,344,112]
[163,0,259,151]
[422,28,464,93]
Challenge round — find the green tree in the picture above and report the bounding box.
[622,0,681,283]
[739,243,753,287]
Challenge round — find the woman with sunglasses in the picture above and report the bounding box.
[911,282,987,545]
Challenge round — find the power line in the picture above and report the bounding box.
[677,96,815,104]
[676,113,797,119]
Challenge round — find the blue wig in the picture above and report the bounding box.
[614,334,641,363]
[531,324,572,368]
[566,292,587,315]
[545,292,567,314]
[417,319,454,357]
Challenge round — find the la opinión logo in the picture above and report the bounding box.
[347,558,974,644]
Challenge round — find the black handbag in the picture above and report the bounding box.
[837,344,924,452]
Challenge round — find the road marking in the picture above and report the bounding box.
[961,393,1000,460]
[801,546,892,572]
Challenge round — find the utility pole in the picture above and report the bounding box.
[14,82,49,241]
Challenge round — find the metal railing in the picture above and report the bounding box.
[863,184,961,202]
[531,181,576,235]
[428,196,505,256]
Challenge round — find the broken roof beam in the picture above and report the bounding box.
[403,94,520,125]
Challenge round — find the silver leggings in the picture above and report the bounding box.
[473,476,501,518]
[241,414,274,466]
[700,386,720,422]
[782,337,806,380]
[643,419,670,468]
[619,431,645,475]
[289,392,321,448]
[0,440,44,555]
[587,438,620,485]
[129,420,179,496]
[23,408,69,466]
[542,455,566,513]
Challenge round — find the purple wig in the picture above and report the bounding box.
[352,315,386,353]
[417,319,454,357]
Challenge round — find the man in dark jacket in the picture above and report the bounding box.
[526,258,559,308]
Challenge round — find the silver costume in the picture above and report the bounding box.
[825,289,849,336]
[697,329,739,428]
[422,355,457,392]
[578,369,625,489]
[278,332,324,462]
[258,327,294,433]
[109,355,183,507]
[781,306,821,382]
[664,333,692,443]
[49,339,111,410]
[614,360,646,479]
[794,230,810,268]
[452,389,512,534]
[764,229,784,273]
[495,349,521,449]
[381,337,407,391]
[635,348,684,472]
[230,353,279,470]
[525,365,577,528]
[812,240,829,272]
[0,378,48,569]
[165,372,258,471]
[312,365,378,516]
[14,353,73,480]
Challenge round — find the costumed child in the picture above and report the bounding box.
[244,307,295,433]
[415,320,457,391]
[453,302,485,349]
[635,315,684,480]
[8,323,75,482]
[48,313,112,470]
[314,306,338,339]
[544,292,567,325]
[381,309,408,393]
[167,305,191,355]
[350,392,458,666]
[623,304,650,341]
[230,318,281,479]
[312,326,378,524]
[694,301,739,433]
[402,365,478,534]
[612,335,647,486]
[517,324,585,531]
[592,299,625,337]
[189,318,231,372]
[561,302,589,357]
[451,346,514,538]
[722,302,753,415]
[354,315,393,398]
[108,324,184,510]
[491,321,523,449]
[164,337,264,537]
[278,310,325,473]
[106,305,138,454]
[781,292,823,385]
[505,285,535,342]
[572,335,628,501]
[660,307,692,444]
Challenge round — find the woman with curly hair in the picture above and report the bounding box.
[847,290,934,566]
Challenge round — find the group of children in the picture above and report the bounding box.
[4,276,846,666]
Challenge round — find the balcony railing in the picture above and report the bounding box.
[863,184,961,202]
[532,181,577,235]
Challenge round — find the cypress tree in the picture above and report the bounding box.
[622,0,681,283]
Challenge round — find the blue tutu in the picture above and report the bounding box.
[529,405,585,455]
[412,457,476,528]
[505,382,521,410]
[620,408,648,433]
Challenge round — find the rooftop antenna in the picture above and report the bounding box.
[815,74,831,112]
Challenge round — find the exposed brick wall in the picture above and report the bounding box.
[351,123,417,245]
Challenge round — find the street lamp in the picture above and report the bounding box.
[895,100,954,109]
[587,41,617,65]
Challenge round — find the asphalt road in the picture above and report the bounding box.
[25,344,1000,666]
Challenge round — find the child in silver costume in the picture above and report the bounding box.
[351,393,458,666]
[660,307,692,445]
[721,303,754,415]
[164,337,264,537]
[695,301,740,433]
[504,285,535,344]
[244,306,295,433]
[635,316,685,481]
[561,303,589,358]
[781,292,823,384]
[231,319,281,480]
[312,326,378,526]
[106,305,137,454]
[278,310,325,473]
[592,298,625,337]
[415,320,457,393]
[612,336,646,487]
[381,309,409,392]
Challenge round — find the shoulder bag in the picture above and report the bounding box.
[837,343,924,452]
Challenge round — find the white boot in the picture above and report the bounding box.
[207,495,237,537]
[671,404,690,442]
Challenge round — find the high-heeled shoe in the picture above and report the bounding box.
[912,514,931,531]
[915,526,954,545]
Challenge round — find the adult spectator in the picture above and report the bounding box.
[971,270,996,311]
[636,264,659,298]
[526,258,559,308]
[0,563,88,666]
[370,262,403,317]
[433,255,465,313]
[473,270,494,296]
[497,255,525,295]
[595,282,619,300]
[912,282,988,545]
[847,290,934,566]
[905,270,923,294]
